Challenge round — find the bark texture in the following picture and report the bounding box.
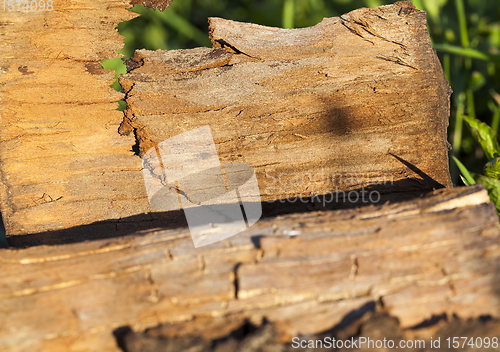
[0,0,139,237]
[0,185,498,351]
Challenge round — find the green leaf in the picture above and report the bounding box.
[453,156,476,185]
[473,174,500,215]
[484,157,500,180]
[462,114,500,160]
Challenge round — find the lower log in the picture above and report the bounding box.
[0,184,498,351]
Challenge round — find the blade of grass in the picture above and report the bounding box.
[453,156,476,185]
[443,54,450,83]
[455,0,469,48]
[466,89,476,119]
[156,8,212,47]
[433,44,500,63]
[461,113,500,160]
[459,175,471,186]
[488,100,500,133]
[453,92,466,156]
[282,0,295,29]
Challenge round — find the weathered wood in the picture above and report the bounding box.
[0,0,142,237]
[0,185,498,351]
[0,1,452,240]
[120,0,452,210]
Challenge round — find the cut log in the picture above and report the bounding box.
[0,185,498,351]
[0,1,452,241]
[1,2,495,352]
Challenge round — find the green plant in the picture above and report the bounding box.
[414,0,500,215]
[453,114,500,215]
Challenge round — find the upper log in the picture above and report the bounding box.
[0,2,451,242]
[120,0,452,211]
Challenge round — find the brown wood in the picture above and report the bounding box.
[0,184,498,351]
[3,3,489,351]
[0,0,141,237]
[0,1,452,240]
[119,0,452,209]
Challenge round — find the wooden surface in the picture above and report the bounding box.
[0,185,498,351]
[0,0,140,237]
[120,0,452,207]
[0,1,452,240]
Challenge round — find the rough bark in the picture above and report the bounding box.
[0,185,498,351]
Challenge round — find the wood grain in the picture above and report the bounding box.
[0,185,498,351]
[0,0,142,237]
[0,1,452,240]
[120,1,452,210]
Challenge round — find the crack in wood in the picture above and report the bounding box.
[376,55,418,70]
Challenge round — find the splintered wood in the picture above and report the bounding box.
[0,185,498,351]
[1,1,451,239]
